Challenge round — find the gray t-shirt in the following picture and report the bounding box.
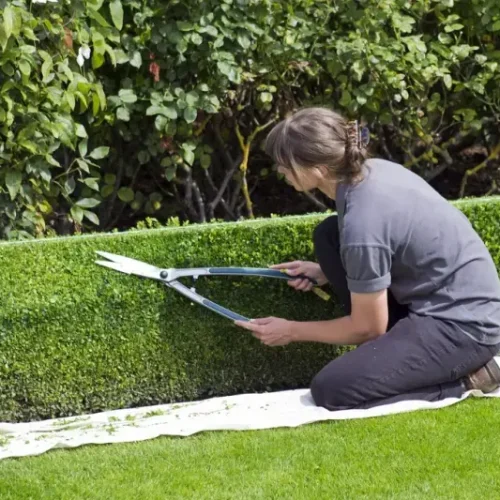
[336,158,500,345]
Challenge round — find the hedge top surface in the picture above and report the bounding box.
[1,196,498,249]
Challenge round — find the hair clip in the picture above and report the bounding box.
[346,120,359,147]
[360,126,370,147]
[346,120,370,149]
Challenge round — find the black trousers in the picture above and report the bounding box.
[310,215,500,411]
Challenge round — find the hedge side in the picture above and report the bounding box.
[1,197,500,423]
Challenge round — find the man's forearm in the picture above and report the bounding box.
[289,316,377,346]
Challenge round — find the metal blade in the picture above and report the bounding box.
[95,260,133,275]
[95,251,164,280]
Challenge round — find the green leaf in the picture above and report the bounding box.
[118,89,137,103]
[114,49,129,64]
[191,33,202,45]
[65,177,76,195]
[104,44,117,66]
[339,90,352,106]
[101,185,114,198]
[492,20,500,32]
[443,74,453,90]
[76,124,87,138]
[88,9,110,28]
[130,51,142,68]
[96,83,107,110]
[146,105,177,119]
[18,60,30,76]
[118,187,134,202]
[177,21,195,31]
[200,153,211,169]
[138,150,150,164]
[42,59,53,81]
[0,26,8,52]
[3,5,13,41]
[65,92,76,110]
[201,25,218,37]
[155,115,168,131]
[92,51,105,69]
[104,173,116,185]
[44,155,60,168]
[237,33,251,49]
[184,107,197,123]
[445,23,464,33]
[183,149,195,165]
[76,159,90,173]
[259,92,273,103]
[82,178,100,191]
[117,107,130,121]
[70,206,84,224]
[89,146,110,160]
[109,0,124,30]
[217,61,232,77]
[76,198,101,208]
[5,170,22,200]
[83,210,100,225]
[165,166,176,181]
[186,91,199,107]
[58,62,73,81]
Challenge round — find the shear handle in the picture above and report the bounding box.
[165,280,250,322]
[164,267,317,284]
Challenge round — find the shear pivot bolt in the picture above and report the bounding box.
[160,270,169,279]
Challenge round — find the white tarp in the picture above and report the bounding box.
[1,359,499,460]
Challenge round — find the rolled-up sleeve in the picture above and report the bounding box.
[341,244,392,293]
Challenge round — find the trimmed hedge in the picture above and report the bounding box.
[1,197,500,422]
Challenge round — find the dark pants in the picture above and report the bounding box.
[310,215,500,411]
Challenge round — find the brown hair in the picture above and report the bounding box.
[264,107,369,185]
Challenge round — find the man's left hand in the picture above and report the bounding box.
[234,317,294,346]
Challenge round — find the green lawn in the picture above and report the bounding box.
[0,398,498,499]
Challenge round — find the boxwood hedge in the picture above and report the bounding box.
[1,196,500,422]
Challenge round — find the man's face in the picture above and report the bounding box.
[277,165,321,192]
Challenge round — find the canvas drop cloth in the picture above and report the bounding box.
[1,357,500,461]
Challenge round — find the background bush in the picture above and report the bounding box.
[0,0,499,240]
[0,196,499,423]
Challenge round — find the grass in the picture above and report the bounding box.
[0,398,499,499]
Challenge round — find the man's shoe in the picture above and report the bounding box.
[463,358,500,393]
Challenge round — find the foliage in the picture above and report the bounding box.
[0,0,499,239]
[0,196,499,422]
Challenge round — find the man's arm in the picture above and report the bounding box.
[290,289,389,345]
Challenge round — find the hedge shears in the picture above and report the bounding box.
[95,251,330,322]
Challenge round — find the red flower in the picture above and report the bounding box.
[63,28,73,50]
[161,137,174,152]
[149,61,160,82]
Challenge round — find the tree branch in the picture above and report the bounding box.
[459,141,500,198]
[192,180,206,223]
[203,169,235,220]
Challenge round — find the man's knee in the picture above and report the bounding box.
[310,363,353,411]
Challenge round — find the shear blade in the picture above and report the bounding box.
[95,260,132,274]
[95,251,163,280]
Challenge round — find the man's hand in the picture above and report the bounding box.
[270,260,328,289]
[234,317,294,346]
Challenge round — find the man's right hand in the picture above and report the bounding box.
[270,261,328,291]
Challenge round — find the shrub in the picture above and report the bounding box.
[0,196,499,422]
[0,0,499,239]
